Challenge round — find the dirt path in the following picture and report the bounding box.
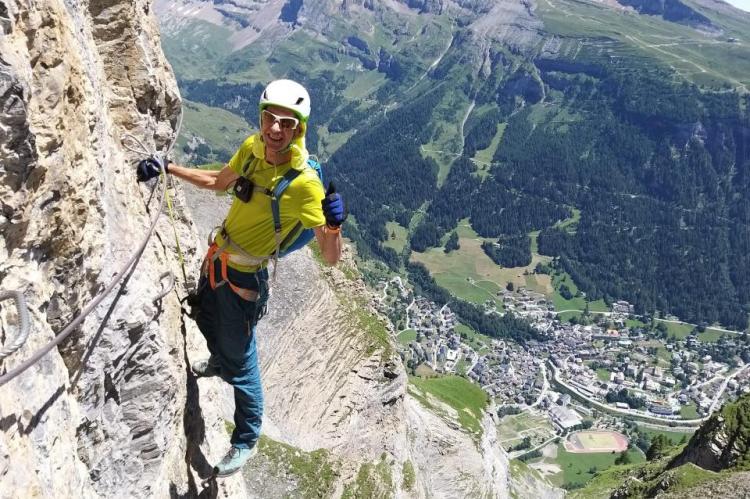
[408,23,455,91]
[459,99,476,156]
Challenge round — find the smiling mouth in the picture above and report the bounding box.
[266,133,284,143]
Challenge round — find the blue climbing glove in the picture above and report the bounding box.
[136,157,168,182]
[322,182,346,228]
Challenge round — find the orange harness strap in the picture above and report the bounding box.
[205,243,259,302]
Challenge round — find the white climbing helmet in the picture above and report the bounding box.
[259,79,311,123]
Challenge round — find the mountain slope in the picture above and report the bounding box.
[0,1,561,496]
[180,182,562,497]
[669,391,750,471]
[156,0,750,333]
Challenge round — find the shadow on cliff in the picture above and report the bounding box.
[66,259,142,388]
[169,316,215,499]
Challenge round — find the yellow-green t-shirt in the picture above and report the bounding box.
[215,134,326,271]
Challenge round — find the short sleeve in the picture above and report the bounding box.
[290,171,326,229]
[228,135,255,175]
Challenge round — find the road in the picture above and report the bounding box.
[708,363,750,413]
[549,361,706,427]
[407,22,454,92]
[380,280,390,301]
[551,359,749,428]
[554,309,744,336]
[528,364,549,410]
[399,298,415,334]
[380,277,414,335]
[509,435,558,460]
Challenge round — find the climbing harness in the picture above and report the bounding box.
[0,291,31,361]
[0,113,183,388]
[203,240,261,302]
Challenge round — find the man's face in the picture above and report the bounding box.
[260,105,300,153]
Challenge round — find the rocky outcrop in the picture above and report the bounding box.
[0,1,238,497]
[660,471,750,499]
[670,393,750,472]
[468,0,543,53]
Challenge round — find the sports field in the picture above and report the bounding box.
[565,431,629,453]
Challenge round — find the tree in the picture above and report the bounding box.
[444,231,460,253]
[635,434,650,453]
[512,436,532,451]
[614,451,631,465]
[506,282,515,292]
[646,434,670,461]
[498,405,522,417]
[482,235,532,267]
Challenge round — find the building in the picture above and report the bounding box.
[643,379,660,392]
[649,402,674,416]
[613,300,635,314]
[550,406,583,431]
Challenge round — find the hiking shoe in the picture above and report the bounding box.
[214,445,257,477]
[191,356,221,378]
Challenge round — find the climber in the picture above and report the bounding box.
[136,79,345,477]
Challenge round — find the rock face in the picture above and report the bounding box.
[0,0,210,496]
[670,393,750,472]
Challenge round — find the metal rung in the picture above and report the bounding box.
[0,290,31,360]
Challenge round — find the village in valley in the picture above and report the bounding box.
[374,275,750,485]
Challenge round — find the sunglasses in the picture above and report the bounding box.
[261,109,299,131]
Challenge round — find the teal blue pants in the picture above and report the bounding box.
[195,264,269,450]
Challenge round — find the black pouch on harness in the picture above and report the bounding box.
[233,176,254,203]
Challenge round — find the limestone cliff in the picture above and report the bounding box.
[0,0,206,496]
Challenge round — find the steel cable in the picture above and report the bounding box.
[0,112,182,387]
